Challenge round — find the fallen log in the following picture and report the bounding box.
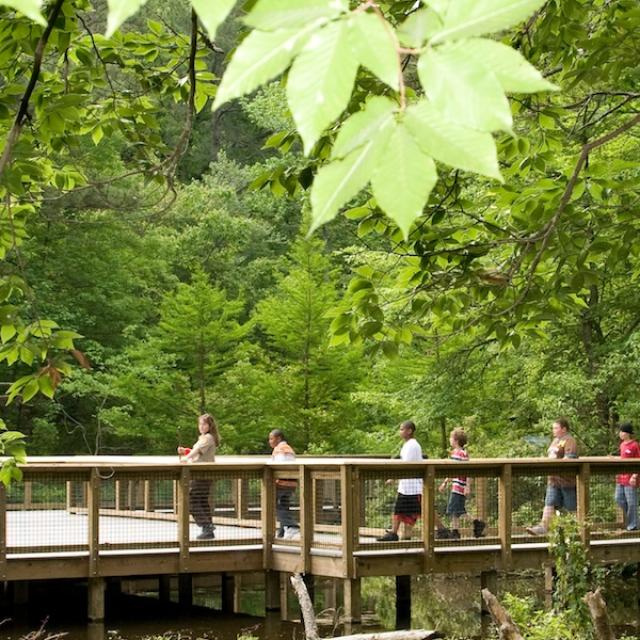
[481,589,525,640]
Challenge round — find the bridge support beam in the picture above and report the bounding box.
[221,572,235,613]
[395,575,411,629]
[343,577,361,624]
[159,575,171,604]
[178,574,192,607]
[480,570,498,638]
[544,564,555,609]
[265,570,281,612]
[88,577,105,622]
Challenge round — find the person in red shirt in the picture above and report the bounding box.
[615,422,640,531]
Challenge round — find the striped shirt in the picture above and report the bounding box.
[450,447,468,495]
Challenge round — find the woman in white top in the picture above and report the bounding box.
[178,414,220,539]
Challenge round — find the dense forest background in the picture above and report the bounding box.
[1,0,639,461]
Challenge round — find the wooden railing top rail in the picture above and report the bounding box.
[12,455,638,475]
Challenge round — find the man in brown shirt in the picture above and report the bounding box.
[527,417,579,536]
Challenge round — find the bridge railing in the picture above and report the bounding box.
[1,457,639,573]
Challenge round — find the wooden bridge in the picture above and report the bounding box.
[2,456,639,623]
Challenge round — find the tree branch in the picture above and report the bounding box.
[0,0,66,178]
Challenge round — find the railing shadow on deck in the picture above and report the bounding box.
[1,456,639,578]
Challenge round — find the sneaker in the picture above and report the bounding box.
[526,524,547,536]
[436,527,452,539]
[376,531,399,542]
[473,519,486,538]
[276,526,285,538]
[197,525,215,540]
[283,526,300,540]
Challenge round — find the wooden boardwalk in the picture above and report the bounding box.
[2,456,640,621]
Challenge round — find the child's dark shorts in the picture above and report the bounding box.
[446,491,466,517]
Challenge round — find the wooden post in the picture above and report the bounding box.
[88,577,105,622]
[480,570,498,639]
[143,479,154,513]
[423,466,435,572]
[300,467,314,573]
[395,575,411,630]
[178,468,190,573]
[0,484,6,581]
[66,480,73,510]
[265,570,281,612]
[88,469,100,577]
[178,574,192,607]
[159,575,171,603]
[498,464,512,568]
[114,479,121,511]
[262,466,275,569]
[234,573,242,613]
[23,480,33,510]
[577,463,591,546]
[12,581,28,605]
[343,578,361,624]
[341,465,355,578]
[280,573,291,621]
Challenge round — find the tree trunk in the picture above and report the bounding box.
[584,589,615,640]
[481,589,525,640]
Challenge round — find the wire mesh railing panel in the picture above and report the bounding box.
[190,469,262,547]
[434,470,497,547]
[100,472,178,550]
[273,470,300,546]
[512,466,578,542]
[359,469,424,549]
[312,474,342,548]
[590,466,640,540]
[7,473,89,554]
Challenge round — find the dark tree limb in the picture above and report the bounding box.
[0,0,66,178]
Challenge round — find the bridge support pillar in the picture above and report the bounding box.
[159,575,171,604]
[221,572,235,613]
[395,575,411,629]
[265,570,281,612]
[343,577,361,624]
[12,581,28,606]
[480,570,498,638]
[178,574,192,607]
[88,577,105,622]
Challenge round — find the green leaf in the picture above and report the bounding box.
[21,378,39,402]
[464,38,558,93]
[332,96,396,159]
[38,374,55,399]
[214,27,312,110]
[245,0,347,31]
[370,121,438,240]
[0,324,16,343]
[0,0,46,25]
[418,42,512,132]
[106,0,150,38]
[190,0,237,40]
[91,126,104,145]
[287,20,359,154]
[347,12,399,90]
[430,0,547,44]
[310,132,388,234]
[404,100,502,180]
[398,7,442,47]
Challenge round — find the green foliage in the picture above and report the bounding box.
[0,419,26,486]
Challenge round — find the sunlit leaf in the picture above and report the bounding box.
[1,0,46,25]
[287,20,358,154]
[214,27,312,110]
[418,42,512,132]
[370,121,437,239]
[245,0,347,31]
[347,12,399,90]
[430,0,547,44]
[404,100,502,180]
[190,0,237,40]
